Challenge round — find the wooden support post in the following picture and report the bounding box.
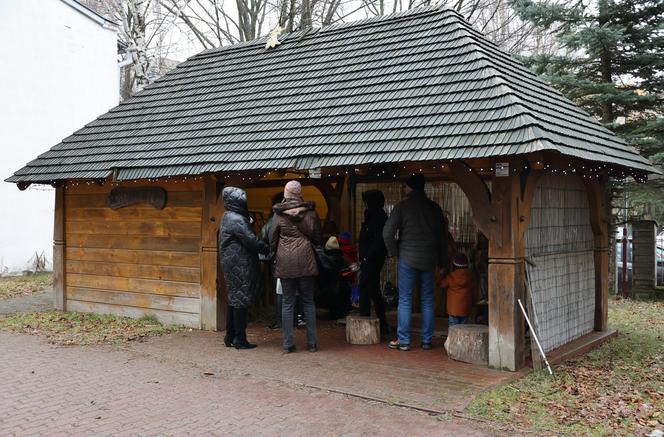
[487,173,526,371]
[53,186,66,311]
[200,175,225,331]
[583,177,609,332]
[450,162,540,371]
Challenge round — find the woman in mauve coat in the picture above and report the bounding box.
[219,187,269,349]
[269,180,323,353]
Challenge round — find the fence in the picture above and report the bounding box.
[525,173,595,352]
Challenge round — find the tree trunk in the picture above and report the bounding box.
[346,316,380,345]
[598,0,614,123]
[126,0,151,92]
[444,324,489,365]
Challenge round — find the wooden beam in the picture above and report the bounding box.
[448,161,492,237]
[448,159,527,370]
[449,159,542,370]
[200,175,224,331]
[339,173,352,233]
[53,187,66,311]
[518,168,543,234]
[583,176,609,332]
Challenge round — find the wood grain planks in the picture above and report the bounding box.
[66,247,200,268]
[66,300,200,328]
[65,180,203,194]
[65,191,202,208]
[67,234,200,252]
[65,220,201,237]
[63,181,204,324]
[66,206,201,221]
[66,260,199,283]
[66,287,200,313]
[67,273,200,297]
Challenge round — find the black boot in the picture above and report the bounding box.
[233,308,256,349]
[224,305,236,347]
[234,340,257,350]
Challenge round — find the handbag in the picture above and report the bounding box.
[383,281,399,310]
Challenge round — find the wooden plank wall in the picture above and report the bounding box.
[63,180,203,327]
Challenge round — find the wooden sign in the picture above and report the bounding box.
[108,187,167,210]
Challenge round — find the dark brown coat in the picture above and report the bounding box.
[269,200,323,279]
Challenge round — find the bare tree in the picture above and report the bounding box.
[355,0,545,54]
[165,0,347,49]
[81,0,179,96]
[162,0,269,46]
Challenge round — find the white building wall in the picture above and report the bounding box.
[0,0,118,274]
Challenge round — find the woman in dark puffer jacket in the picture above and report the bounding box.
[219,187,269,349]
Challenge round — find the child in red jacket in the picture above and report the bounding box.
[440,253,475,326]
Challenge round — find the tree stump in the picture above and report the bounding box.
[444,324,489,365]
[346,316,380,345]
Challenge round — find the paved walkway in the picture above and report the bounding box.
[0,288,53,315]
[0,292,532,436]
[0,332,525,436]
[122,322,522,413]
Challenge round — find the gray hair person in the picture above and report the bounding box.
[269,180,323,353]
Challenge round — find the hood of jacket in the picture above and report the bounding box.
[362,189,385,211]
[273,199,316,222]
[223,187,249,218]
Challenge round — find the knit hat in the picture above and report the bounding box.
[338,231,352,245]
[405,174,425,191]
[453,253,469,268]
[325,236,340,251]
[284,180,303,200]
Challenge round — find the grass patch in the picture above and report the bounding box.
[0,273,52,300]
[466,299,664,436]
[0,311,182,345]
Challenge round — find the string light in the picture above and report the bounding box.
[57,160,649,190]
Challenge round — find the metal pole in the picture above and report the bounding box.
[517,298,553,376]
[622,226,629,298]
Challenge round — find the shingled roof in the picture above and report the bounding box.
[7,6,655,184]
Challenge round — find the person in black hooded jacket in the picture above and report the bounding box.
[219,186,269,349]
[358,189,389,334]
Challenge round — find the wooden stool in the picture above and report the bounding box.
[346,316,380,345]
[444,324,489,365]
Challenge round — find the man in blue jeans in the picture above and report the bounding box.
[383,174,448,351]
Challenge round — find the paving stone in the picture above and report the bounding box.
[0,332,522,436]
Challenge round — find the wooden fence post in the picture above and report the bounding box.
[200,175,225,331]
[53,186,66,311]
[583,177,609,332]
[486,173,526,371]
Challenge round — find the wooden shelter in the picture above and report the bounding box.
[7,6,657,370]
